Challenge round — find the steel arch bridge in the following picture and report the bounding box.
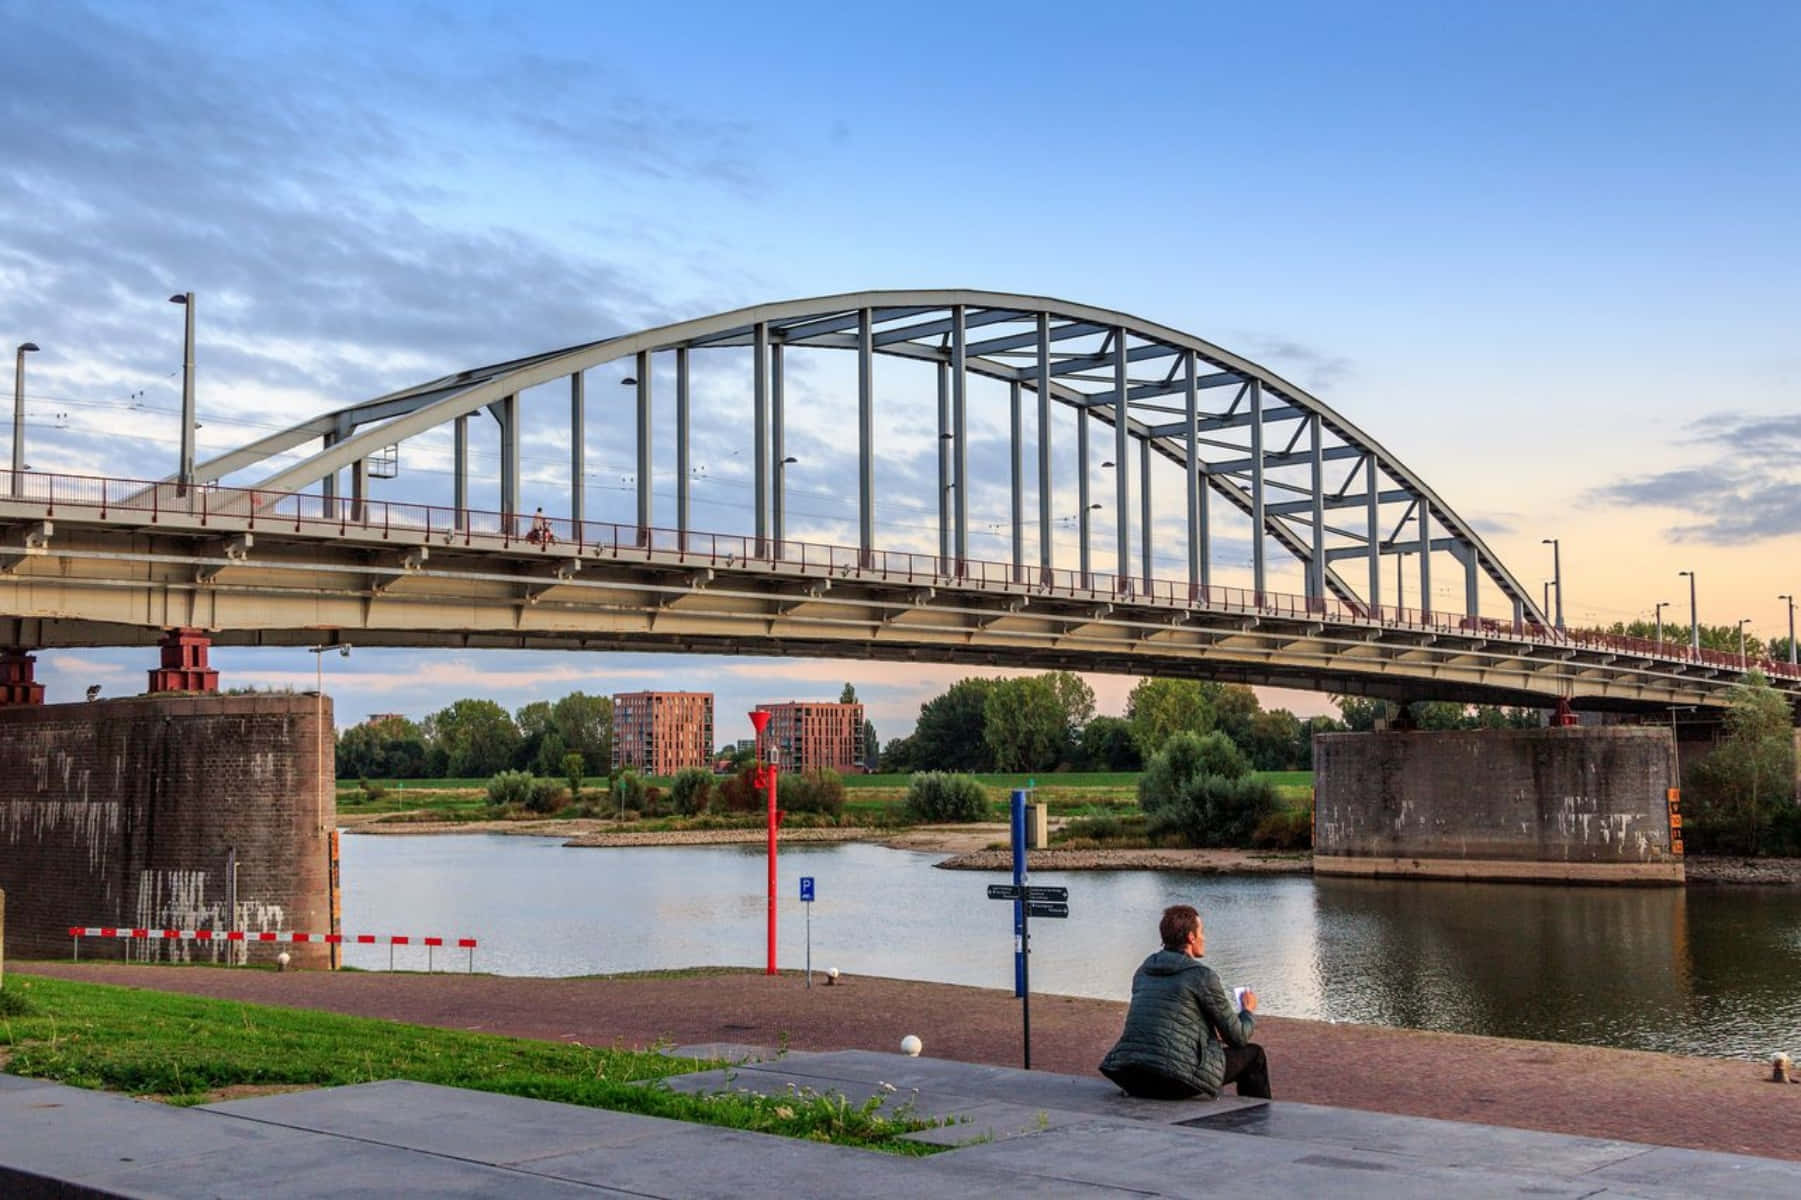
[3,290,1798,712]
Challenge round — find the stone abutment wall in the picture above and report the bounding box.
[0,694,334,964]
[1313,727,1683,884]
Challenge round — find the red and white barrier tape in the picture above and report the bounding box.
[69,927,476,948]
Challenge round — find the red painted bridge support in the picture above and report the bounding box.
[146,628,220,694]
[0,648,46,706]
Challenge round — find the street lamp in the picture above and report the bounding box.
[308,643,351,834]
[1736,618,1751,668]
[1653,600,1669,645]
[11,342,38,498]
[169,294,196,489]
[1541,538,1563,630]
[1782,594,1797,666]
[775,455,797,546]
[1678,570,1699,650]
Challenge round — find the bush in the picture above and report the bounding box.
[561,752,586,798]
[779,769,846,818]
[358,777,389,802]
[904,772,990,823]
[670,767,716,816]
[526,777,568,814]
[486,769,535,807]
[717,766,764,813]
[1138,731,1248,816]
[641,785,666,818]
[1251,805,1313,851]
[1146,774,1281,848]
[0,986,34,1017]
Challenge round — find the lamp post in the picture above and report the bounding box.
[308,644,351,834]
[1678,570,1699,651]
[169,293,196,490]
[11,342,38,498]
[1779,593,1797,666]
[1653,600,1669,645]
[1541,538,1563,630]
[774,455,797,550]
[1736,618,1751,669]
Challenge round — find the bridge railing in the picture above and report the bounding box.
[5,467,1798,683]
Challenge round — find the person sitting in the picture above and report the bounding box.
[1099,904,1271,1100]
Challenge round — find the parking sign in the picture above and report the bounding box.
[799,876,815,902]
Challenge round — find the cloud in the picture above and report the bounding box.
[0,2,758,485]
[1227,332,1355,391]
[1585,411,1801,544]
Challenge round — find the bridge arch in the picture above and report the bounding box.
[193,290,1546,626]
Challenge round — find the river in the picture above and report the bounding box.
[339,834,1801,1060]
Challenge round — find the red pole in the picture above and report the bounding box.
[766,756,779,974]
[748,710,776,975]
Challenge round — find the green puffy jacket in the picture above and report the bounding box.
[1098,949,1253,1098]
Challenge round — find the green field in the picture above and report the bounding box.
[0,974,938,1152]
[336,770,1312,825]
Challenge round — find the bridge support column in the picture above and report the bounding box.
[147,628,220,694]
[0,648,45,706]
[1313,728,1684,884]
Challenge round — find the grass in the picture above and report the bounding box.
[0,975,941,1153]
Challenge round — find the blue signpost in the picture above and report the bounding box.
[989,789,1069,1070]
[1011,789,1027,997]
[799,876,815,987]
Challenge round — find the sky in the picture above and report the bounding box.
[2,0,1797,740]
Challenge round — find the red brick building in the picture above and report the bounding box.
[756,700,865,774]
[611,691,714,775]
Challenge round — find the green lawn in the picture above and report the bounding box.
[336,770,1313,824]
[0,974,939,1153]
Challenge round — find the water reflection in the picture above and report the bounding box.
[340,835,1801,1059]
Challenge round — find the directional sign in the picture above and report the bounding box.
[1026,902,1069,919]
[1025,885,1067,902]
[799,876,815,903]
[987,884,1023,900]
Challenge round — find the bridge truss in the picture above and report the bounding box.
[3,290,1797,711]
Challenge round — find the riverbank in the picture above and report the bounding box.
[16,962,1798,1161]
[339,815,1801,882]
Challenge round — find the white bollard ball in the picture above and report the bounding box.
[275,951,291,972]
[900,1034,922,1057]
[826,967,840,984]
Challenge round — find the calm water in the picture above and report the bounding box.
[340,835,1801,1060]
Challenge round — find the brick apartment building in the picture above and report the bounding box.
[611,691,714,775]
[755,700,865,774]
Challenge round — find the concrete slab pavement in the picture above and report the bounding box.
[3,1049,1800,1198]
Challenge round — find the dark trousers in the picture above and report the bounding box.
[1104,1043,1272,1101]
[1221,1042,1272,1099]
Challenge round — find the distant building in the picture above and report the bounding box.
[755,700,865,774]
[612,691,714,775]
[364,713,406,727]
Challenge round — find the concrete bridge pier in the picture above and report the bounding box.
[1313,727,1684,885]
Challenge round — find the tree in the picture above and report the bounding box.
[840,682,858,704]
[912,677,998,771]
[561,751,586,797]
[550,692,612,769]
[423,699,521,778]
[1079,715,1142,771]
[1244,709,1302,771]
[879,734,918,773]
[1334,696,1395,731]
[1687,671,1798,853]
[1043,671,1096,733]
[862,719,879,770]
[336,715,428,779]
[1211,685,1262,748]
[1126,677,1218,759]
[983,675,1068,771]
